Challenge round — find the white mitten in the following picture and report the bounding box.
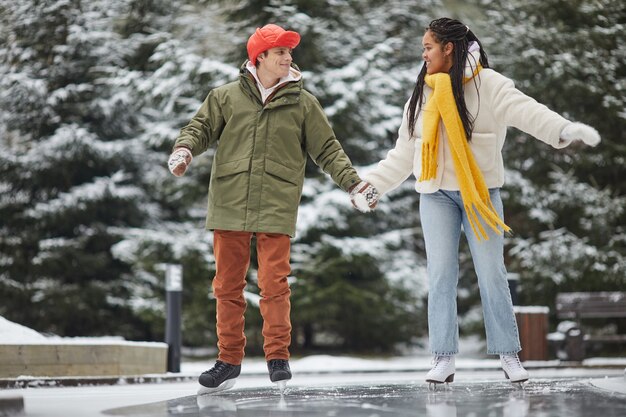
[349,181,380,213]
[168,147,193,177]
[560,122,600,147]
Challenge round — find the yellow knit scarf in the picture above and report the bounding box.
[420,66,511,240]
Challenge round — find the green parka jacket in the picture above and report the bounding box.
[174,62,361,237]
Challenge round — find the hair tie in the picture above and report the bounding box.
[465,25,470,34]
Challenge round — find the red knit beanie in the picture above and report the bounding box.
[246,24,301,65]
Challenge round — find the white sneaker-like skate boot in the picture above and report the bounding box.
[425,355,455,386]
[500,354,529,383]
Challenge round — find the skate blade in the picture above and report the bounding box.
[197,378,236,395]
[510,378,529,389]
[275,380,288,394]
[504,371,529,385]
[428,382,453,391]
[426,373,454,391]
[426,373,455,384]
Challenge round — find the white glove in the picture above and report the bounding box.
[168,147,193,177]
[560,122,600,147]
[349,181,380,213]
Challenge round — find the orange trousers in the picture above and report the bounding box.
[212,230,292,365]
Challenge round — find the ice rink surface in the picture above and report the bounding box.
[9,367,625,417]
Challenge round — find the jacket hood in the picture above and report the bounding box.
[239,60,303,104]
[464,41,482,78]
[239,60,302,78]
[244,60,302,86]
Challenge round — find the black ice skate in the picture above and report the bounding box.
[267,359,291,393]
[197,360,241,395]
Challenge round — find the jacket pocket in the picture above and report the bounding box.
[262,159,302,222]
[210,157,251,210]
[469,132,497,172]
[265,159,300,186]
[215,157,251,178]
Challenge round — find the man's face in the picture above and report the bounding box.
[258,47,293,80]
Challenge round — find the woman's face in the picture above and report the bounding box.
[422,30,452,74]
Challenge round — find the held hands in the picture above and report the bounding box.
[349,181,380,213]
[560,122,601,147]
[168,147,193,177]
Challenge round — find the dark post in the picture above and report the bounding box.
[165,264,183,373]
[565,327,585,361]
[508,272,519,305]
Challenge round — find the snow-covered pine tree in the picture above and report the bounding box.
[474,0,626,307]
[0,0,225,340]
[0,0,147,336]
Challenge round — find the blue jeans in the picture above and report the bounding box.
[419,189,521,356]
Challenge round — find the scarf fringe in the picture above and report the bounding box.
[465,200,512,241]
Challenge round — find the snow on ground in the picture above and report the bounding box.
[181,354,508,376]
[0,316,47,343]
[0,315,164,347]
[3,315,626,369]
[2,314,625,385]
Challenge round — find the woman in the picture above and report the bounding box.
[350,17,600,385]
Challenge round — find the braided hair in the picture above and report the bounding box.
[407,18,490,140]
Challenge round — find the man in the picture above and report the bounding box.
[168,23,366,393]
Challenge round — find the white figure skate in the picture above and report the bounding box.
[426,355,455,390]
[501,354,529,387]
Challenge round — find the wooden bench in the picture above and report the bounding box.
[553,291,626,360]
